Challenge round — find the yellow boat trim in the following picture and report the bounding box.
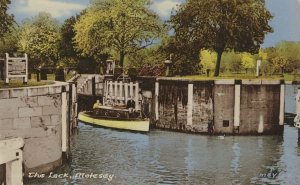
[78,112,149,132]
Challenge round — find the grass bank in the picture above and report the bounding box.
[181,73,300,81]
[0,74,74,89]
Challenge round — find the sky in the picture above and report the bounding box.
[7,0,300,48]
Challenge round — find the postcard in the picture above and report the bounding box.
[0,0,300,185]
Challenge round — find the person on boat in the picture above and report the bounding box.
[126,97,135,113]
[93,100,102,109]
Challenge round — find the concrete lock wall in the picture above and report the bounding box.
[151,78,284,135]
[239,80,282,134]
[0,82,73,175]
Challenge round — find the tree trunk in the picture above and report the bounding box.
[119,49,124,68]
[214,51,223,77]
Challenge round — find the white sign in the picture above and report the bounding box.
[5,53,28,84]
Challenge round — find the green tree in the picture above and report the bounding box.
[0,0,14,39]
[19,13,61,68]
[59,16,80,68]
[221,51,242,73]
[74,0,163,67]
[200,49,216,74]
[263,42,300,74]
[158,35,201,75]
[271,56,288,74]
[170,0,273,76]
[0,24,20,56]
[241,52,255,73]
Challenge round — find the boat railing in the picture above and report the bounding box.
[103,80,141,111]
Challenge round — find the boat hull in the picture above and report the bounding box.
[78,112,150,132]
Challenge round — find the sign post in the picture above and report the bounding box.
[4,53,28,84]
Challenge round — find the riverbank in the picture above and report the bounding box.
[182,73,300,81]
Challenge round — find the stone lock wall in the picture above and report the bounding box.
[157,80,188,130]
[239,82,281,134]
[0,82,71,174]
[153,79,214,133]
[151,78,284,135]
[191,81,214,133]
[213,82,235,134]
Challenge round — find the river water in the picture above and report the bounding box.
[27,123,300,185]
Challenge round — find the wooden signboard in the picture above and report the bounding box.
[4,53,28,84]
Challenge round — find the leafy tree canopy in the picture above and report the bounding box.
[74,0,164,67]
[0,0,14,39]
[0,23,20,56]
[200,49,216,73]
[241,52,256,72]
[19,12,61,67]
[170,0,273,76]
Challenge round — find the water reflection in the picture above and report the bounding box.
[27,124,300,185]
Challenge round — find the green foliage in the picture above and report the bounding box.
[158,36,200,75]
[262,41,300,74]
[199,49,216,73]
[0,24,20,56]
[241,53,256,73]
[74,0,164,67]
[0,0,14,39]
[221,51,242,73]
[170,0,273,76]
[126,45,165,68]
[59,16,80,68]
[19,13,61,68]
[60,16,78,58]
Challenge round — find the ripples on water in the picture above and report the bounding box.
[27,123,300,185]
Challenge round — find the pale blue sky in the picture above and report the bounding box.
[8,0,300,47]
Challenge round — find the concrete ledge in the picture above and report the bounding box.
[214,79,235,85]
[242,79,262,85]
[10,88,27,98]
[285,81,293,85]
[1,81,69,98]
[157,77,190,82]
[49,85,62,94]
[282,81,300,85]
[261,80,281,85]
